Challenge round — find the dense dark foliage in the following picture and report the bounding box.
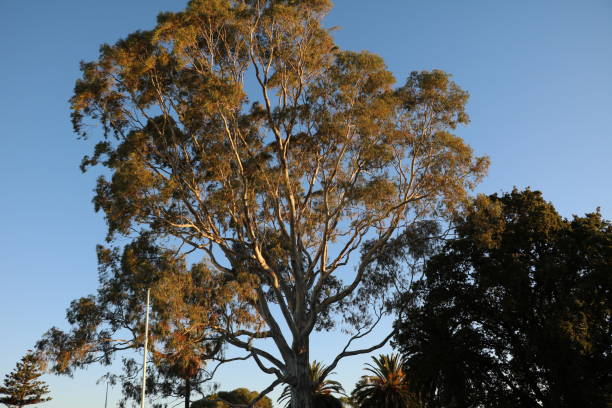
[394,189,612,408]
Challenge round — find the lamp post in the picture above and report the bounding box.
[140,288,151,408]
[104,381,109,408]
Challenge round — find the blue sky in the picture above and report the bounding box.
[0,0,610,407]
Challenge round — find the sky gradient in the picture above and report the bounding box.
[1,0,611,407]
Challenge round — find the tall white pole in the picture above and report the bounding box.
[140,288,151,408]
[104,381,109,408]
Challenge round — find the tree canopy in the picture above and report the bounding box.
[46,0,488,406]
[0,352,52,408]
[192,388,272,408]
[394,189,612,408]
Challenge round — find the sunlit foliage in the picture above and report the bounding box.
[46,0,488,406]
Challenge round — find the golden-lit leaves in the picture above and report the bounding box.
[461,194,506,249]
[397,69,470,129]
[349,177,397,212]
[67,2,491,392]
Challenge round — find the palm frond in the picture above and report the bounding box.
[351,354,412,408]
[278,361,346,407]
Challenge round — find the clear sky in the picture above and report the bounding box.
[0,0,610,407]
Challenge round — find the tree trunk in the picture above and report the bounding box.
[185,377,191,408]
[291,377,314,408]
[290,338,313,408]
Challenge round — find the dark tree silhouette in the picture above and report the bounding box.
[395,189,612,408]
[0,352,52,408]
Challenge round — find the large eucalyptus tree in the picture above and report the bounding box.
[57,0,488,406]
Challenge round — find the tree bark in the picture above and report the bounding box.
[290,337,313,408]
[291,376,314,408]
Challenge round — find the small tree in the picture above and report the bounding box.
[192,388,273,408]
[0,352,51,408]
[351,354,415,408]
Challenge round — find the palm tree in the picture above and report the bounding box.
[351,354,415,408]
[338,395,357,407]
[279,361,345,408]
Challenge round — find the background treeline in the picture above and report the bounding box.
[394,189,611,408]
